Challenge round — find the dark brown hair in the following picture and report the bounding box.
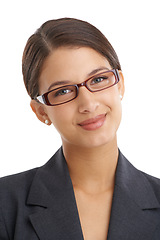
[22,18,121,99]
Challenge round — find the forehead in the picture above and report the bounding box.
[39,47,111,91]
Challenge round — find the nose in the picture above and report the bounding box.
[77,86,99,114]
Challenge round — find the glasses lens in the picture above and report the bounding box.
[47,85,77,105]
[87,71,116,91]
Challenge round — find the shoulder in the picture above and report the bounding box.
[0,147,63,204]
[119,150,160,187]
[117,151,160,206]
[0,168,39,238]
[0,168,38,204]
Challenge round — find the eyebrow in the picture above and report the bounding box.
[48,80,71,91]
[47,67,110,91]
[87,67,110,77]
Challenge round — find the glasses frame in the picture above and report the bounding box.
[36,69,120,106]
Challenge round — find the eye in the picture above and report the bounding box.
[90,76,108,85]
[55,88,71,96]
[52,86,76,99]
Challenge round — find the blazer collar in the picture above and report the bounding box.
[27,148,160,240]
[107,151,160,239]
[114,151,160,210]
[27,147,84,239]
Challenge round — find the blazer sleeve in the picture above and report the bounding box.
[0,207,9,240]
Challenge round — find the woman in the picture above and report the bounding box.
[0,18,160,240]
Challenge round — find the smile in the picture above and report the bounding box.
[78,114,106,131]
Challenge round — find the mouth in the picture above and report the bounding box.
[78,114,106,131]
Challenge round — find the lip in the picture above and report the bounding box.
[78,114,106,131]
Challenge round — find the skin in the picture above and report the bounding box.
[31,46,125,239]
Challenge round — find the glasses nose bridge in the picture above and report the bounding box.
[76,80,88,90]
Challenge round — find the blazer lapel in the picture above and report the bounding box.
[107,151,160,240]
[26,148,160,239]
[27,148,84,240]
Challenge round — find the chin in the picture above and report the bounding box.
[89,135,116,148]
[61,123,118,149]
[73,132,117,149]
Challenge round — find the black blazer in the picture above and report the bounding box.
[0,147,160,239]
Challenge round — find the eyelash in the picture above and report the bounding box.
[91,76,108,84]
[54,88,72,97]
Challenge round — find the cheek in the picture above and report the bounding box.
[101,87,121,109]
[111,97,122,129]
[46,106,74,133]
[101,90,122,124]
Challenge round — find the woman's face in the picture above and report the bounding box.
[31,47,124,149]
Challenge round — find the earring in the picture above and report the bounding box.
[45,120,49,125]
[120,95,123,100]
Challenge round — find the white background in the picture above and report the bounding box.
[0,0,160,177]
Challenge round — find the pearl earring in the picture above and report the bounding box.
[120,95,123,100]
[45,120,49,125]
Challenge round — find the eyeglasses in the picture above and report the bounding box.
[35,69,120,106]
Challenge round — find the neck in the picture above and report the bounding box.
[62,137,119,194]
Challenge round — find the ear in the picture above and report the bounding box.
[30,100,52,125]
[117,70,125,99]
